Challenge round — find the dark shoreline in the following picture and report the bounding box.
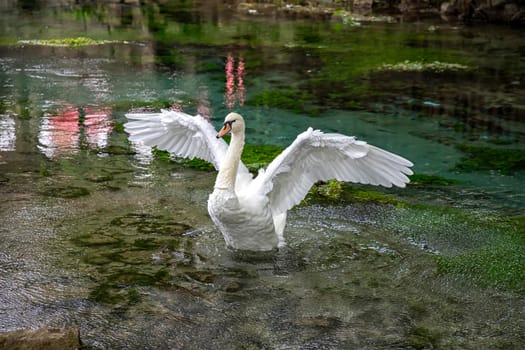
[236,1,525,25]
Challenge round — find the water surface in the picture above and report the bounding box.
[0,2,524,349]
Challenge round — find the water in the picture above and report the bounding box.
[1,2,524,349]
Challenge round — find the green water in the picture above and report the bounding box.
[0,2,524,349]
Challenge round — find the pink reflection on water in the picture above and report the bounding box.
[38,105,112,158]
[224,53,245,110]
[236,57,245,107]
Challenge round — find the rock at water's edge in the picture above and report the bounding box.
[0,327,80,350]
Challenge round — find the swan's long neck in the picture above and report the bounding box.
[214,131,244,191]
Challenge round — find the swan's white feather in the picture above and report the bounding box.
[252,128,413,216]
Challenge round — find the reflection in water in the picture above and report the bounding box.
[38,105,112,158]
[83,107,112,149]
[0,115,16,151]
[80,72,112,102]
[197,88,212,121]
[224,53,245,110]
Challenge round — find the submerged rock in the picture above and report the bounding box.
[0,327,80,350]
[39,185,90,198]
[353,0,374,12]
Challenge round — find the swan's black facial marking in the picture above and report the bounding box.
[216,120,235,138]
[224,120,236,127]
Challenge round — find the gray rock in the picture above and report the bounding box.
[441,2,459,16]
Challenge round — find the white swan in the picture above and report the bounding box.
[125,110,413,251]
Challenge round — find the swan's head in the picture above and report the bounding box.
[216,112,245,138]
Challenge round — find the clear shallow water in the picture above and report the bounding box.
[0,2,524,349]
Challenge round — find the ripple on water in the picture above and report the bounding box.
[1,181,524,349]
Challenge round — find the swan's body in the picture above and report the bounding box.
[125,110,413,251]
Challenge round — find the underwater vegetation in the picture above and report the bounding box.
[240,143,286,173]
[455,144,525,174]
[436,230,524,292]
[297,153,525,294]
[152,142,285,173]
[408,174,460,186]
[385,205,525,293]
[40,185,91,198]
[70,213,193,309]
[152,146,214,171]
[440,214,525,293]
[303,180,401,206]
[247,90,318,115]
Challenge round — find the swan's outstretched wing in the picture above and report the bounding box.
[125,110,227,170]
[252,128,413,215]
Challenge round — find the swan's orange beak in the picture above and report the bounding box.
[216,122,232,138]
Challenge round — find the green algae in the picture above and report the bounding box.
[73,233,122,247]
[342,186,400,205]
[310,179,344,203]
[153,143,285,173]
[435,215,525,293]
[385,204,525,293]
[109,212,191,236]
[111,122,126,134]
[304,180,401,206]
[180,158,216,171]
[284,26,472,112]
[152,147,215,171]
[151,147,172,162]
[185,271,217,284]
[88,267,173,306]
[408,174,460,186]
[247,90,317,115]
[18,37,123,47]
[69,212,195,308]
[99,144,136,156]
[377,60,469,73]
[455,144,525,174]
[241,143,285,172]
[406,326,443,350]
[436,240,525,292]
[89,283,143,306]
